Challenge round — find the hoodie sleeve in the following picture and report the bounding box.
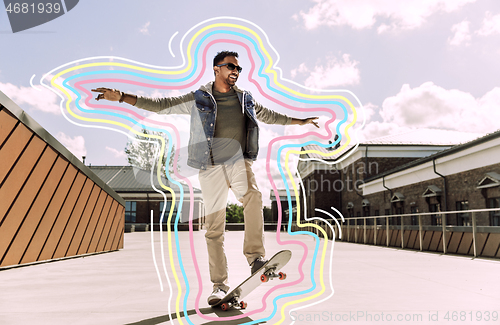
[254,101,292,125]
[135,92,195,115]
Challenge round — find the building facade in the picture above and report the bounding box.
[296,129,500,258]
[298,129,484,222]
[89,166,204,230]
[360,130,500,227]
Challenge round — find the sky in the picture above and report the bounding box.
[1,0,500,207]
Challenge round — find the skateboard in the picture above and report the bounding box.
[213,250,292,311]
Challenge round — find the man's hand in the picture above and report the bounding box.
[91,87,122,101]
[291,117,320,128]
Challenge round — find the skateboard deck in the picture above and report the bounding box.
[213,250,292,311]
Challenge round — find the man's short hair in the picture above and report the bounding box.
[213,51,239,66]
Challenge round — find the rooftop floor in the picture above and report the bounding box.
[1,230,499,325]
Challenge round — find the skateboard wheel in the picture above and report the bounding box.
[221,302,229,311]
[260,274,269,283]
[240,301,247,309]
[279,272,286,280]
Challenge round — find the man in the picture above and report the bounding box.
[92,51,319,305]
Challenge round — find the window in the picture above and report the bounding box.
[456,201,470,226]
[362,206,373,225]
[374,209,381,225]
[125,201,137,223]
[390,206,403,225]
[410,206,419,226]
[488,198,500,226]
[347,205,354,219]
[159,200,178,223]
[430,203,441,226]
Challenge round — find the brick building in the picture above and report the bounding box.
[361,130,500,227]
[297,129,489,224]
[89,166,204,229]
[269,189,296,227]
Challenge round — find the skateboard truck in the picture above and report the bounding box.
[220,297,247,311]
[260,268,287,283]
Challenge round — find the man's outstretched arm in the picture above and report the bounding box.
[91,87,194,115]
[254,101,320,128]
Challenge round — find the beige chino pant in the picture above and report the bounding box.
[198,159,265,291]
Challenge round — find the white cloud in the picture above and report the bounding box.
[375,82,500,134]
[139,21,150,35]
[290,63,308,79]
[476,11,500,36]
[448,20,471,46]
[298,0,476,32]
[291,54,360,89]
[358,121,412,142]
[259,125,281,150]
[56,132,87,160]
[355,83,500,141]
[361,102,378,122]
[144,113,191,147]
[0,82,60,114]
[135,89,184,100]
[106,146,127,159]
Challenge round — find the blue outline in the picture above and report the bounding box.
[55,26,353,325]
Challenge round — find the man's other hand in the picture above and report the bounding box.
[92,88,122,101]
[291,117,320,128]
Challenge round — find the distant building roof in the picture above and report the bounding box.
[300,129,484,161]
[363,128,483,146]
[270,189,297,201]
[364,129,500,183]
[89,166,200,193]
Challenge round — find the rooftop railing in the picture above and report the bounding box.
[282,208,500,258]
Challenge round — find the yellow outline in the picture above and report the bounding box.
[47,19,361,324]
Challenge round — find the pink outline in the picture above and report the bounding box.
[68,37,341,321]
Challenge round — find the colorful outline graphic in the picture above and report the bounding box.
[40,17,364,324]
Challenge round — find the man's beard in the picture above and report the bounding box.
[227,75,238,85]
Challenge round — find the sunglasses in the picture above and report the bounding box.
[216,63,243,73]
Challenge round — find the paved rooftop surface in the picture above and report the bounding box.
[1,230,499,325]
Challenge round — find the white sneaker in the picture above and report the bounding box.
[207,287,227,305]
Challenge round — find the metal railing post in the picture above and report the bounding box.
[355,219,358,243]
[364,218,367,244]
[374,218,377,245]
[347,220,350,242]
[418,215,423,251]
[472,212,478,257]
[401,215,404,248]
[442,212,447,254]
[386,216,389,247]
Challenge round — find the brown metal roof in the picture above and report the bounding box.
[0,90,124,206]
[89,165,201,193]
